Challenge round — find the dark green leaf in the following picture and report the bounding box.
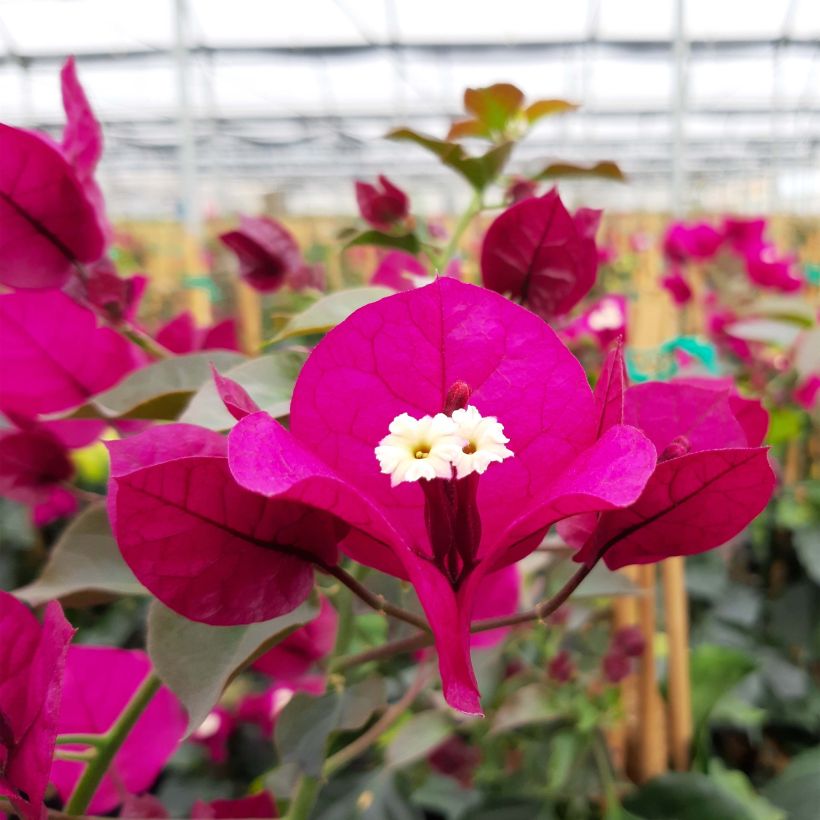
[690,644,756,731]
[276,690,343,777]
[58,351,246,421]
[345,230,421,255]
[793,528,820,585]
[491,683,558,734]
[15,504,144,606]
[147,598,318,733]
[271,288,394,343]
[762,746,820,820]
[625,773,773,820]
[384,711,451,769]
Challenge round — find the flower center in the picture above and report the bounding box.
[373,384,514,586]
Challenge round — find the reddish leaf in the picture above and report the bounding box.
[464,83,525,132]
[524,98,580,124]
[0,125,105,289]
[535,160,625,182]
[480,189,598,320]
[191,792,279,819]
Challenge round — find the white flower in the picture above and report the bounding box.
[450,405,513,478]
[375,412,465,487]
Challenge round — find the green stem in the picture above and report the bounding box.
[592,734,621,816]
[55,733,105,748]
[437,189,483,271]
[287,774,321,820]
[64,673,162,815]
[118,322,172,360]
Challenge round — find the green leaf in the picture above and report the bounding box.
[464,83,525,132]
[272,679,386,781]
[742,296,816,327]
[14,504,144,606]
[491,683,558,734]
[724,318,802,348]
[766,407,805,446]
[625,772,774,820]
[708,759,786,820]
[411,775,482,820]
[271,288,394,343]
[795,327,820,379]
[793,528,820,585]
[345,230,421,255]
[58,351,246,421]
[384,711,451,769]
[690,644,756,731]
[524,98,580,124]
[276,691,343,777]
[545,729,584,795]
[147,598,317,734]
[179,350,306,429]
[535,160,625,182]
[386,128,513,190]
[762,746,820,820]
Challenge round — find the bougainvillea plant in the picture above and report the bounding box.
[0,62,787,820]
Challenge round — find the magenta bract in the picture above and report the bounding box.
[662,222,723,263]
[219,215,302,293]
[744,247,803,292]
[253,596,338,680]
[226,280,655,713]
[0,422,77,526]
[0,290,141,418]
[156,312,239,354]
[107,424,345,624]
[661,268,693,305]
[480,189,599,321]
[355,175,410,231]
[371,251,429,291]
[0,125,105,290]
[50,647,186,815]
[0,593,74,820]
[191,792,279,819]
[567,378,775,570]
[561,295,627,350]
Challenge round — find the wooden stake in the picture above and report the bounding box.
[235,279,262,355]
[663,557,692,770]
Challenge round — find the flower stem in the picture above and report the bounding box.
[117,322,172,360]
[323,564,430,633]
[592,733,621,816]
[64,672,162,816]
[55,733,105,747]
[287,774,321,820]
[331,562,595,672]
[437,190,483,271]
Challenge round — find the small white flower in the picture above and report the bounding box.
[375,412,465,486]
[450,405,513,479]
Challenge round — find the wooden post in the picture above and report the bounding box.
[235,280,262,356]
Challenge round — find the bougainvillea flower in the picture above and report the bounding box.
[0,593,74,820]
[288,262,326,292]
[237,676,325,738]
[721,216,766,256]
[0,125,105,290]
[0,422,77,526]
[221,280,656,714]
[355,175,410,231]
[561,295,627,350]
[118,793,171,818]
[744,246,803,292]
[428,735,482,788]
[661,267,693,306]
[219,215,302,293]
[50,647,186,814]
[705,297,754,363]
[469,564,520,649]
[67,257,147,322]
[156,311,239,354]
[795,375,820,410]
[481,189,599,321]
[371,251,429,291]
[505,176,538,203]
[564,370,774,570]
[107,423,347,624]
[0,290,141,418]
[662,222,723,263]
[190,706,234,765]
[191,792,279,819]
[547,649,576,683]
[253,596,338,680]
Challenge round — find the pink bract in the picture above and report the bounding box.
[0,290,141,418]
[744,247,803,292]
[355,175,410,231]
[0,423,77,526]
[191,792,279,819]
[50,646,187,815]
[219,215,302,293]
[254,596,338,680]
[566,378,775,570]
[238,676,325,738]
[0,125,105,290]
[226,279,656,714]
[156,312,239,354]
[480,189,599,321]
[107,424,345,624]
[371,251,428,291]
[0,593,74,820]
[561,295,627,350]
[662,222,722,263]
[661,268,693,305]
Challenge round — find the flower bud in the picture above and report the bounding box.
[548,649,575,683]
